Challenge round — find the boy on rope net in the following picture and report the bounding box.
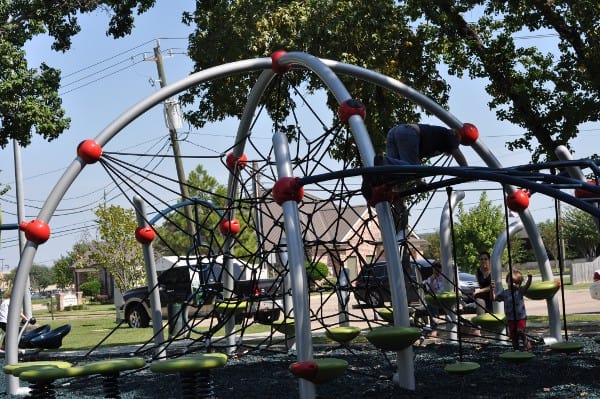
[491,269,533,350]
[378,123,468,167]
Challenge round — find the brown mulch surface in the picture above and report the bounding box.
[3,324,600,398]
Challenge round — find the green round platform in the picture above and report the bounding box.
[425,291,459,308]
[377,308,394,323]
[18,365,86,382]
[272,318,295,335]
[325,326,361,343]
[17,358,145,383]
[366,326,421,351]
[444,361,480,375]
[289,358,348,384]
[550,342,585,353]
[499,351,535,363]
[471,313,506,333]
[78,357,146,375]
[150,353,228,374]
[215,300,248,314]
[525,281,560,300]
[3,361,72,376]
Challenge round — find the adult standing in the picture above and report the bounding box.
[472,251,493,337]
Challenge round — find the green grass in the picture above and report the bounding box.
[31,305,273,351]
[528,314,600,324]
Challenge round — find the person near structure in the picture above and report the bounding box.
[423,261,445,338]
[366,123,468,233]
[491,269,533,350]
[472,251,493,336]
[0,290,30,351]
[377,123,468,167]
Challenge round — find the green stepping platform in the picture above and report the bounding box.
[215,300,249,314]
[550,342,585,353]
[3,361,72,376]
[325,326,361,344]
[525,281,560,300]
[444,361,480,375]
[16,358,145,399]
[425,291,459,308]
[272,318,295,335]
[366,326,421,351]
[471,313,506,333]
[289,358,348,384]
[150,353,228,374]
[499,351,535,363]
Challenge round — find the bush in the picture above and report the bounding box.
[80,280,102,298]
[305,261,329,283]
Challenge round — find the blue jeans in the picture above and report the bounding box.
[385,124,420,165]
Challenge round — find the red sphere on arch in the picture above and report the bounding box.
[135,226,155,244]
[272,177,304,205]
[77,139,103,164]
[226,152,248,171]
[507,189,530,213]
[338,99,366,125]
[574,180,599,198]
[19,219,51,244]
[459,123,479,146]
[219,218,241,236]
[271,50,291,74]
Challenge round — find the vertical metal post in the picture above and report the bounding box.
[133,196,166,359]
[273,132,315,399]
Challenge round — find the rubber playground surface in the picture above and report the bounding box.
[1,322,599,399]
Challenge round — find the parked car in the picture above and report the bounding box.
[353,260,479,308]
[121,258,282,328]
[590,269,600,300]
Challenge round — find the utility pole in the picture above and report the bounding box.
[150,41,194,337]
[151,41,195,246]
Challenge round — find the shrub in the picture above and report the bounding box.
[305,261,329,283]
[80,280,102,298]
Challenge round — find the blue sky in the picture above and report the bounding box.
[0,1,597,270]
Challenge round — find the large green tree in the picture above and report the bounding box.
[75,204,146,292]
[449,192,524,273]
[51,241,91,289]
[183,1,599,162]
[29,264,54,293]
[561,206,600,259]
[0,1,156,148]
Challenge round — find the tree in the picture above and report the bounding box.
[0,1,156,148]
[444,192,525,273]
[183,1,600,162]
[51,241,91,289]
[561,207,600,260]
[154,165,258,259]
[29,264,54,293]
[75,204,146,292]
[79,280,102,298]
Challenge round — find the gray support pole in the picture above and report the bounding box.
[12,140,32,319]
[439,190,465,342]
[133,196,166,359]
[273,132,315,399]
[338,268,350,326]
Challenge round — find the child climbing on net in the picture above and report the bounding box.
[491,269,533,350]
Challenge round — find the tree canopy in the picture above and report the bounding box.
[561,206,600,260]
[75,204,146,292]
[425,192,525,273]
[0,0,156,148]
[183,0,600,162]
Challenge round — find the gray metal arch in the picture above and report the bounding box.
[7,52,557,395]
